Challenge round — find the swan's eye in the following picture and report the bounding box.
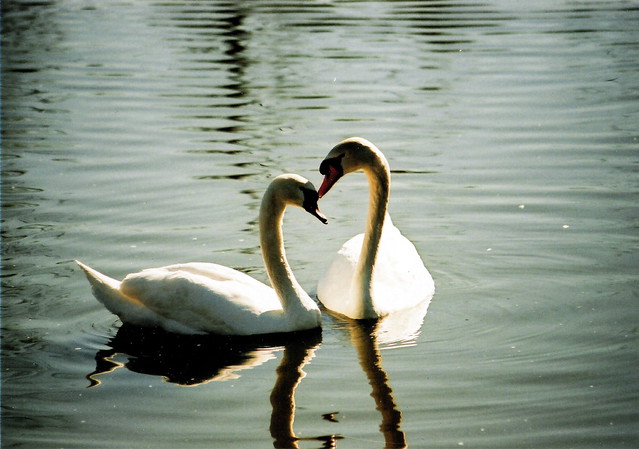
[300,187,319,206]
[300,187,328,224]
[319,154,345,177]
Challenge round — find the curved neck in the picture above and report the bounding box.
[354,153,391,316]
[260,194,310,313]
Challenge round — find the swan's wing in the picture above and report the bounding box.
[372,225,435,312]
[317,233,363,315]
[76,261,166,328]
[159,262,267,287]
[120,264,282,335]
[158,262,282,311]
[317,225,434,317]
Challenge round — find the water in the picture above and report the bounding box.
[2,0,638,448]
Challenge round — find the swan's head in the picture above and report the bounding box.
[318,137,386,198]
[269,174,328,224]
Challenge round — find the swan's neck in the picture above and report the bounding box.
[354,155,391,316]
[260,196,314,315]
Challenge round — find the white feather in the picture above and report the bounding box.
[77,174,323,335]
[317,138,434,319]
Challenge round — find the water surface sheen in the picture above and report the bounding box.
[2,1,638,448]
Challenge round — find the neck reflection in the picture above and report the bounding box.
[349,319,407,449]
[269,337,315,448]
[269,333,343,449]
[87,326,337,447]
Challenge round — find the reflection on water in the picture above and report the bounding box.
[268,335,341,449]
[348,319,408,449]
[87,316,418,449]
[322,307,429,448]
[2,0,638,448]
[88,325,321,387]
[369,300,430,348]
[87,325,340,448]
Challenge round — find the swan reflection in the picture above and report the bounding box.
[333,301,429,448]
[87,324,321,387]
[349,319,406,448]
[369,299,430,347]
[269,335,342,449]
[87,325,339,448]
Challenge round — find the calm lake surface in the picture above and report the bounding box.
[2,0,638,448]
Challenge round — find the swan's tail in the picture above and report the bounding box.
[75,260,158,326]
[76,260,121,292]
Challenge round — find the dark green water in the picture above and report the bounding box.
[2,1,638,448]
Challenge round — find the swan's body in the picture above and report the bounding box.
[316,137,434,319]
[77,174,327,335]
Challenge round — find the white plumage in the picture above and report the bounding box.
[316,138,435,319]
[77,174,327,335]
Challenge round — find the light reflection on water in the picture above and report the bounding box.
[2,0,638,448]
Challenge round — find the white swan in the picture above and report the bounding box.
[77,174,327,336]
[316,137,434,319]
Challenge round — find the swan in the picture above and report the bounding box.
[316,137,434,319]
[77,174,328,336]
